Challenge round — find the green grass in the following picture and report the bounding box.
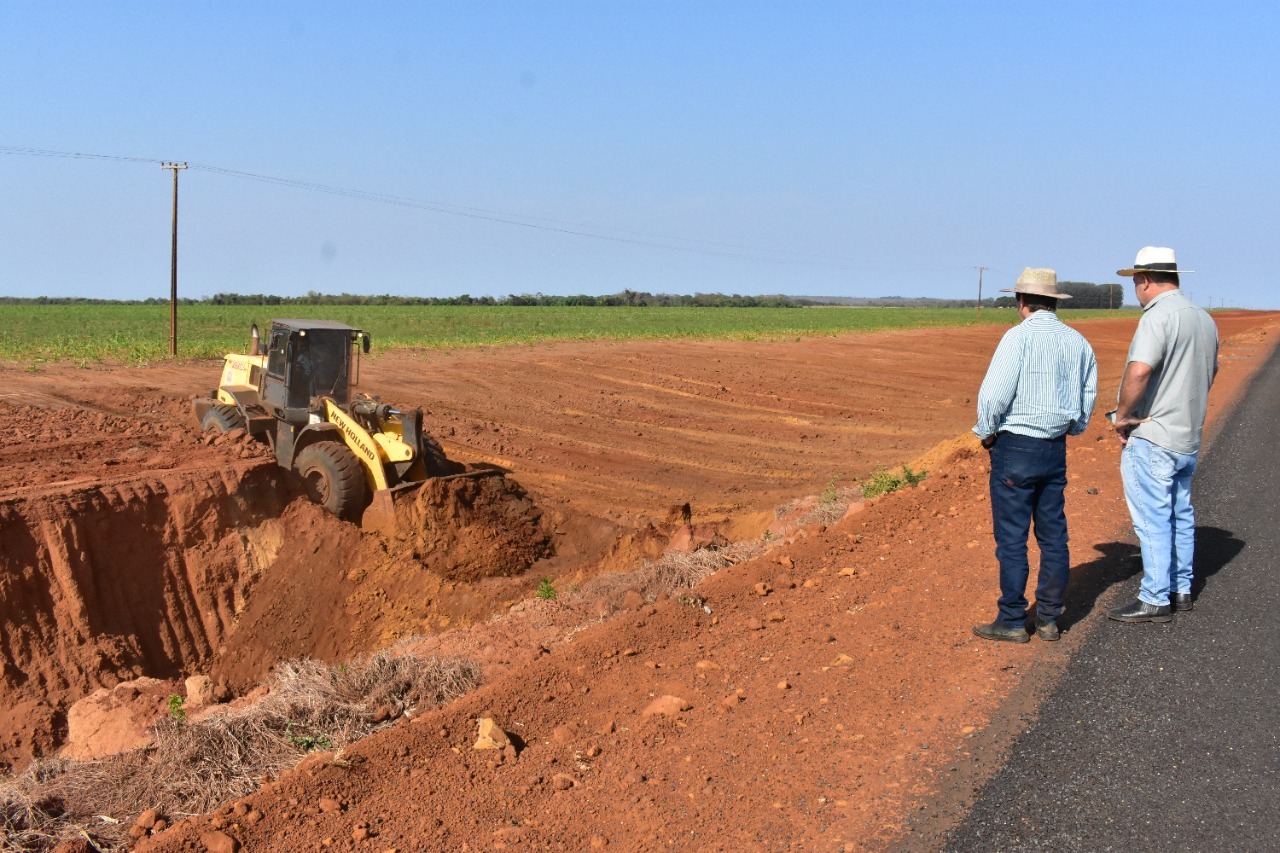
[861,465,928,498]
[0,304,1138,365]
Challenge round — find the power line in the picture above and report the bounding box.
[185,161,849,268]
[2,145,993,280]
[0,146,158,165]
[1,145,865,271]
[185,161,860,266]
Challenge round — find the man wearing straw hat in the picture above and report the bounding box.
[1108,247,1218,623]
[972,268,1098,643]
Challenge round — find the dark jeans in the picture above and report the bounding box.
[988,432,1069,626]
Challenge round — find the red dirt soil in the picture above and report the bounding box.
[1,311,1276,850]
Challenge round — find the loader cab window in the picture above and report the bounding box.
[266,329,288,377]
[288,329,350,406]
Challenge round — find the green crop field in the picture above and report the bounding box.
[0,304,1137,366]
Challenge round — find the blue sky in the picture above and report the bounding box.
[2,1,1277,307]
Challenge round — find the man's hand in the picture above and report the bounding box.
[1114,361,1155,446]
[1113,414,1144,445]
[981,433,998,450]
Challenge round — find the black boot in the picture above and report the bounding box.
[972,620,1030,643]
[1107,599,1172,623]
[1173,592,1194,612]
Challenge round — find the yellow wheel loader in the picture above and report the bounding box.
[193,319,486,532]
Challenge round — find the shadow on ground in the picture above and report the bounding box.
[1050,525,1241,631]
[1056,540,1141,630]
[1191,525,1245,599]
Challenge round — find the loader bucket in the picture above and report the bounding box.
[361,469,505,538]
[362,481,426,539]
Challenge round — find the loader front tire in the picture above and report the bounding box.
[202,404,246,433]
[422,433,464,476]
[294,441,367,521]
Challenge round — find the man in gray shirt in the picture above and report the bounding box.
[1109,247,1219,623]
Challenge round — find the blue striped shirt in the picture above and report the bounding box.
[973,311,1098,440]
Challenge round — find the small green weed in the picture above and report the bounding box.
[285,723,333,752]
[861,465,927,498]
[167,694,186,722]
[535,578,558,600]
[820,473,845,506]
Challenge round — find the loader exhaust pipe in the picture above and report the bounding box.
[250,323,261,356]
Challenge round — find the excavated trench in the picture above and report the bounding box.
[0,460,644,770]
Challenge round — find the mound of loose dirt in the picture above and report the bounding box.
[381,473,554,582]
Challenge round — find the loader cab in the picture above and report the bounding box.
[260,319,367,424]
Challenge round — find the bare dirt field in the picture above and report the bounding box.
[1,311,1276,850]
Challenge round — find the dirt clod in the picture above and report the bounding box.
[642,695,692,717]
[474,718,511,750]
[200,831,241,853]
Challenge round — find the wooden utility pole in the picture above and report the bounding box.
[975,266,988,320]
[162,162,188,357]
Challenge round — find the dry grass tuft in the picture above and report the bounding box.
[570,539,765,612]
[797,486,859,526]
[644,541,765,594]
[0,650,481,852]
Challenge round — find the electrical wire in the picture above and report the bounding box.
[0,145,968,275]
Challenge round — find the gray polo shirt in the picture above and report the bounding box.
[1122,289,1219,454]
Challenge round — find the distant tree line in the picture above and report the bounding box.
[0,291,805,308]
[206,290,805,308]
[0,295,197,305]
[795,296,994,308]
[991,281,1125,309]
[0,283,1124,308]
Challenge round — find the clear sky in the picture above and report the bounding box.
[2,1,1277,307]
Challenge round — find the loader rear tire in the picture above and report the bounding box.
[295,441,367,521]
[202,404,246,433]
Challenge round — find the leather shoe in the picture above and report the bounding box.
[1035,619,1060,642]
[1107,599,1172,623]
[1173,592,1194,612]
[972,620,1030,643]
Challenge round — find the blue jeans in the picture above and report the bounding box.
[988,433,1070,626]
[1121,436,1199,606]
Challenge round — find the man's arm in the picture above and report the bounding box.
[973,332,1021,446]
[1113,360,1153,444]
[1069,348,1099,435]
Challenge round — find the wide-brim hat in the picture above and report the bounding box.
[1117,246,1194,277]
[1000,267,1072,300]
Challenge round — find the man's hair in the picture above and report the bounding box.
[1018,292,1059,312]
[1144,270,1180,287]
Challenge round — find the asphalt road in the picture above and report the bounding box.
[946,336,1280,852]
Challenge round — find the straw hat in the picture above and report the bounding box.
[1117,246,1194,277]
[1000,267,1072,300]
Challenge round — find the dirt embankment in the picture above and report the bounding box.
[0,456,581,769]
[0,311,1276,847]
[0,463,285,763]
